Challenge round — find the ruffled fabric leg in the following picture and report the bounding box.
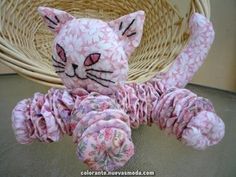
[72,94,134,171]
[11,89,74,144]
[113,81,225,150]
[152,88,225,150]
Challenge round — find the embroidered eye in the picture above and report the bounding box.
[56,43,67,62]
[84,53,101,66]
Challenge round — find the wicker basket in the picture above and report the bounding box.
[0,0,210,88]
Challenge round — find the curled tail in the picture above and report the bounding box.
[156,13,215,89]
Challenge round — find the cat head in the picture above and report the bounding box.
[38,7,145,94]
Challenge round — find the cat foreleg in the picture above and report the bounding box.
[114,82,225,150]
[71,93,134,171]
[151,87,225,150]
[12,88,74,144]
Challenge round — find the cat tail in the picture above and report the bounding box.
[153,13,215,90]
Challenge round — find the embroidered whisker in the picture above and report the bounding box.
[127,32,136,37]
[85,68,113,73]
[86,75,109,88]
[48,26,55,29]
[119,21,123,31]
[55,70,65,73]
[52,56,65,66]
[53,65,65,69]
[122,19,135,36]
[45,15,57,25]
[54,15,60,23]
[87,73,115,83]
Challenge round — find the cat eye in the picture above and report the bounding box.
[56,43,67,62]
[84,53,101,66]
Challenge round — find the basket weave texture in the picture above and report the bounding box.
[0,0,210,87]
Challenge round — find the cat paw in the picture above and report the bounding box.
[12,99,33,144]
[76,127,134,171]
[181,111,225,150]
[12,92,66,144]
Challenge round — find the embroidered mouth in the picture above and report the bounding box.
[52,55,115,88]
[65,71,87,80]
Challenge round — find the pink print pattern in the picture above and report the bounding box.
[37,7,145,95]
[156,13,215,89]
[11,7,225,172]
[12,88,134,171]
[114,82,224,150]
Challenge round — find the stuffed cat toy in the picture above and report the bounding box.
[12,7,225,171]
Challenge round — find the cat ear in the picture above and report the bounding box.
[108,11,145,57]
[38,6,75,34]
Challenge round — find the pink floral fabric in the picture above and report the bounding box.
[114,82,225,150]
[11,8,225,172]
[114,82,162,128]
[72,94,134,171]
[38,7,145,95]
[12,88,134,171]
[12,89,74,143]
[156,13,215,89]
[77,127,134,171]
